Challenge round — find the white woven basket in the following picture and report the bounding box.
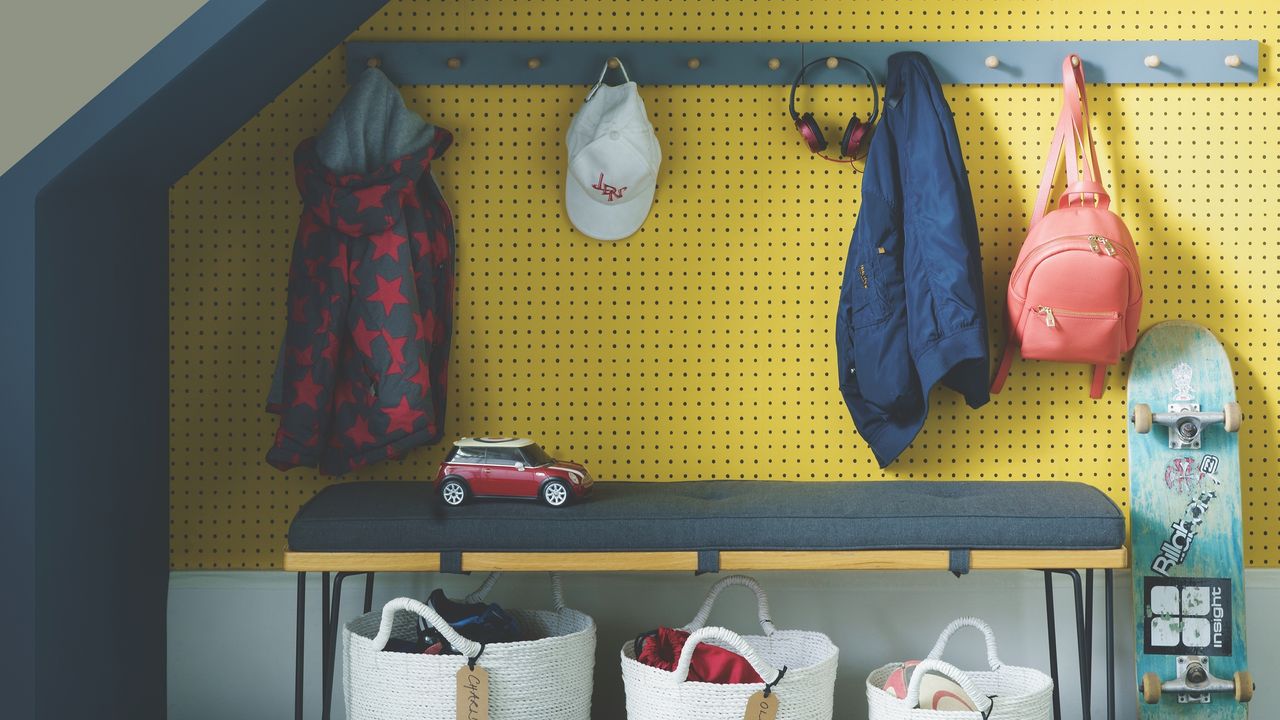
[343,573,596,720]
[621,575,839,720]
[866,617,1053,720]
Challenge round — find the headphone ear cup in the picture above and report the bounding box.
[856,121,876,158]
[796,113,828,153]
[841,115,872,159]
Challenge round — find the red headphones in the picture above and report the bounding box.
[788,56,881,165]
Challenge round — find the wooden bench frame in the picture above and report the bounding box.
[286,546,1126,720]
[284,547,1126,573]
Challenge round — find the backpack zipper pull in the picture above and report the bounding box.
[1037,305,1056,327]
[1100,238,1117,257]
[1088,235,1101,254]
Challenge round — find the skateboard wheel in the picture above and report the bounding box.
[1133,404,1153,434]
[1224,402,1242,433]
[1234,670,1253,703]
[1141,672,1163,704]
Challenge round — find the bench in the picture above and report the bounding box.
[284,479,1127,720]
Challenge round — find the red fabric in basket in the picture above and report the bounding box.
[637,626,763,684]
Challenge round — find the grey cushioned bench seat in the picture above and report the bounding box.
[287,480,1124,553]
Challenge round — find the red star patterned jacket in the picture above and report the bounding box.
[267,69,454,475]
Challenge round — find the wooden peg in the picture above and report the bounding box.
[1144,54,1161,68]
[825,56,839,70]
[984,55,999,69]
[366,57,382,69]
[767,57,781,71]
[527,57,541,70]
[607,57,620,70]
[687,57,701,70]
[1070,56,1081,68]
[446,57,462,70]
[1225,54,1242,68]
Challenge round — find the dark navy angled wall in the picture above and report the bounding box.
[0,1,388,717]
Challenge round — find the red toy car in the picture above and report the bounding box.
[434,438,594,507]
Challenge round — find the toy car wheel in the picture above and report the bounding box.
[440,478,469,507]
[1132,403,1153,434]
[541,479,570,507]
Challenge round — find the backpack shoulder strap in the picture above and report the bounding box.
[1031,55,1105,228]
[1090,364,1107,399]
[990,339,1018,394]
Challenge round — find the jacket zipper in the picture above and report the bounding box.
[1034,305,1120,328]
[1010,234,1134,289]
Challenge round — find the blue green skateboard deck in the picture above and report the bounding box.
[1129,321,1251,717]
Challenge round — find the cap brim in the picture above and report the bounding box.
[565,180,655,242]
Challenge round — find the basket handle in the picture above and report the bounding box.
[462,571,568,611]
[463,572,503,603]
[670,626,784,689]
[925,617,1003,670]
[372,597,483,659]
[904,658,993,714]
[682,575,776,636]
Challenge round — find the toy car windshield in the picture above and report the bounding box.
[521,444,554,466]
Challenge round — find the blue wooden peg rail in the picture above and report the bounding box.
[346,40,1259,86]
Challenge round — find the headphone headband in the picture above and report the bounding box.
[787,56,881,130]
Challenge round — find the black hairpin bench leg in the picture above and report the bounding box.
[1043,568,1116,720]
[320,573,330,719]
[1083,570,1095,711]
[1042,570,1090,720]
[1054,569,1091,720]
[323,572,351,720]
[1043,571,1063,720]
[1105,569,1115,720]
[322,571,376,720]
[295,572,306,720]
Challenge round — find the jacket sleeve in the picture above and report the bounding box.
[266,212,351,470]
[836,123,925,466]
[895,57,991,408]
[410,169,454,438]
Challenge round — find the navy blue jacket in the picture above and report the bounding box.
[836,52,989,467]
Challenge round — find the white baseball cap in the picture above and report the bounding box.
[565,62,661,241]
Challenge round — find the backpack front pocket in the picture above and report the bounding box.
[1019,305,1125,365]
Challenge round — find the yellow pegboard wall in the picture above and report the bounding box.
[170,0,1280,569]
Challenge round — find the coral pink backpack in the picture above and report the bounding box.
[991,55,1143,399]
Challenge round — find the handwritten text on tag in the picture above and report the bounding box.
[456,664,490,720]
[742,689,778,720]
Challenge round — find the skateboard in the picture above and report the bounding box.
[1128,321,1252,717]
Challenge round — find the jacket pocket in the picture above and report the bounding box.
[849,253,920,419]
[1020,304,1125,365]
[849,248,901,324]
[847,254,890,328]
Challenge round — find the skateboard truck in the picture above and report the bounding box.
[1141,657,1253,705]
[1131,402,1242,449]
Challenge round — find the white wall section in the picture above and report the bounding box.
[166,569,1280,720]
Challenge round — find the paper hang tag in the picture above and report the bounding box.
[742,689,779,720]
[456,664,490,720]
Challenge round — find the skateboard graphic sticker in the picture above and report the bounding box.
[1143,576,1232,656]
[1150,481,1217,577]
[1128,321,1250,717]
